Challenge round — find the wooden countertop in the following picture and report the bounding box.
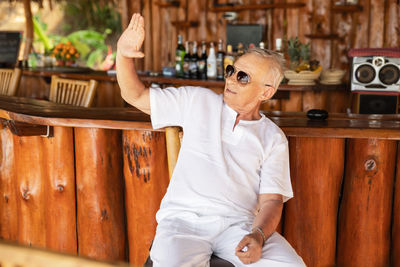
[1,96,399,139]
[22,67,347,92]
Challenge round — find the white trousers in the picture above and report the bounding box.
[150,212,306,267]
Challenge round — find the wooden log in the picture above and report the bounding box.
[122,130,169,266]
[272,0,285,51]
[152,1,162,72]
[143,0,153,71]
[0,126,18,242]
[353,0,370,48]
[43,127,77,253]
[392,142,400,266]
[384,0,400,48]
[297,0,312,44]
[281,91,302,112]
[22,0,34,60]
[310,0,331,69]
[284,137,345,267]
[74,128,126,261]
[369,0,384,48]
[302,90,328,111]
[14,135,46,248]
[337,138,396,267]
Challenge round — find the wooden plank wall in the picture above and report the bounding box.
[122,0,399,72]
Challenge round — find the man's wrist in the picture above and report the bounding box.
[252,226,266,246]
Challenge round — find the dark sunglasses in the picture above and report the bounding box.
[225,64,275,89]
[225,64,251,85]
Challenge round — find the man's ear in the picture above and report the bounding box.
[260,86,275,101]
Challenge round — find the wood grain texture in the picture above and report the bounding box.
[337,138,396,267]
[284,137,344,267]
[14,135,46,248]
[353,0,370,48]
[384,0,400,48]
[281,91,302,112]
[0,126,18,242]
[392,142,400,266]
[122,130,169,265]
[369,0,384,48]
[74,128,126,261]
[43,127,77,253]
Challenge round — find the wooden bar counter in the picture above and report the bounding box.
[19,67,350,112]
[0,95,399,267]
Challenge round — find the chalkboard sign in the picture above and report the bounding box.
[0,31,22,68]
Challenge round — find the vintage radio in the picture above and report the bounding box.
[351,56,400,93]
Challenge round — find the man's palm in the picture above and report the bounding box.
[118,13,145,58]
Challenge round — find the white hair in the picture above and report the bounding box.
[244,47,286,90]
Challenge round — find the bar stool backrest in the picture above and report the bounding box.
[0,68,21,96]
[49,75,98,107]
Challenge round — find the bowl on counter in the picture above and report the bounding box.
[284,69,322,85]
[320,69,346,85]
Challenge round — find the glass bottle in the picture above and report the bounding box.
[197,41,207,80]
[207,42,217,79]
[183,41,191,79]
[175,35,186,78]
[189,41,199,79]
[216,39,225,80]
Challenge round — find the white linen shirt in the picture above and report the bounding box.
[150,86,293,223]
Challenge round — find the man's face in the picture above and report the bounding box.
[223,53,275,111]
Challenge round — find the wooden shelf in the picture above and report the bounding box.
[332,4,363,13]
[155,1,180,7]
[305,34,340,40]
[171,21,199,28]
[210,3,305,12]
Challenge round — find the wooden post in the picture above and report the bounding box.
[43,127,77,254]
[284,137,345,267]
[165,126,181,179]
[392,142,400,266]
[74,128,126,261]
[22,0,34,60]
[0,126,18,242]
[122,130,169,266]
[337,139,396,267]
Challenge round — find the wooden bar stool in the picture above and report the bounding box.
[0,68,21,96]
[144,127,234,267]
[49,75,98,107]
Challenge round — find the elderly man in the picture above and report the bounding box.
[117,13,305,267]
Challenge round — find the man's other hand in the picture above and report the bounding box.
[117,13,145,58]
[235,232,263,264]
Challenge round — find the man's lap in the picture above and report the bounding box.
[150,214,305,267]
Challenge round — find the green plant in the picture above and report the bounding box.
[300,43,310,62]
[287,37,300,62]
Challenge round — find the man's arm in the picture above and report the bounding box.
[116,13,150,114]
[235,193,283,265]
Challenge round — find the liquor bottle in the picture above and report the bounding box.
[207,42,217,79]
[216,39,225,80]
[275,38,284,56]
[175,35,186,78]
[189,41,199,79]
[197,41,207,80]
[183,41,191,79]
[237,42,244,57]
[224,44,235,72]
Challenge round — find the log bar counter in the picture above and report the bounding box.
[1,95,400,267]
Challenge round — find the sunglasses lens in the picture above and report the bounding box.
[237,71,250,84]
[225,65,234,77]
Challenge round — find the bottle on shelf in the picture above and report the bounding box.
[237,42,245,57]
[207,42,217,79]
[216,39,225,80]
[175,35,186,78]
[224,44,235,71]
[189,41,199,79]
[197,41,207,80]
[183,41,191,79]
[275,38,284,56]
[259,41,265,50]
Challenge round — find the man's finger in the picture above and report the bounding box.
[235,236,250,252]
[128,13,137,28]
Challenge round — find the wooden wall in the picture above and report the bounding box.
[122,0,400,72]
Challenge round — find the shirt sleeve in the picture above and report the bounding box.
[150,86,191,129]
[259,139,293,203]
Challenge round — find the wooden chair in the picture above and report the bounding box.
[0,68,22,96]
[49,75,98,107]
[144,126,234,267]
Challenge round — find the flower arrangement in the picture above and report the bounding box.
[51,41,80,66]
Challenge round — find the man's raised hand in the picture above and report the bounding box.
[117,13,145,58]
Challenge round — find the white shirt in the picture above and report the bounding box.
[150,86,293,223]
